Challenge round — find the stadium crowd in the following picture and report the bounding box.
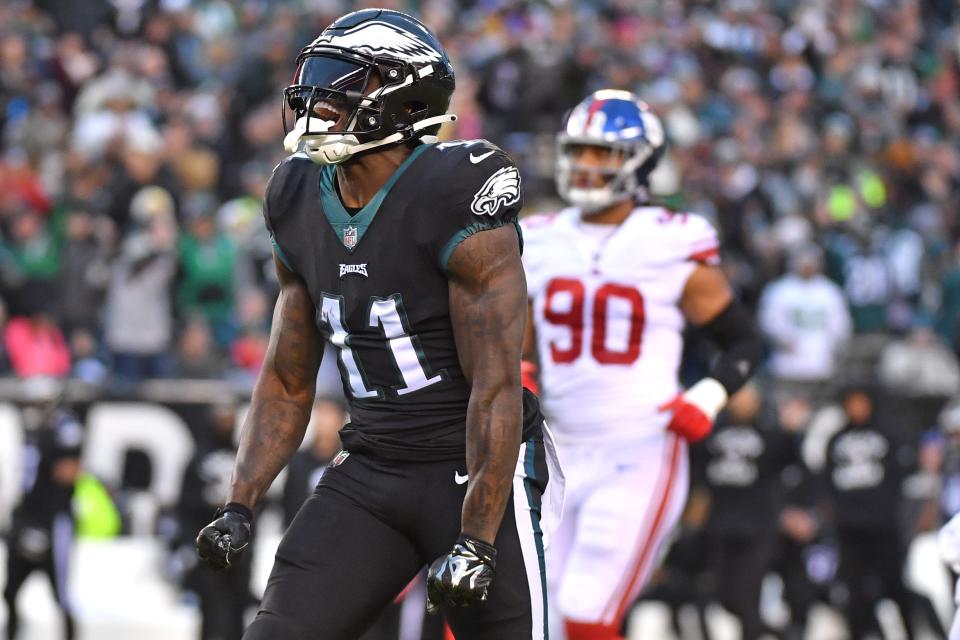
[2,0,960,638]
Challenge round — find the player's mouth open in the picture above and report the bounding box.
[312,100,342,122]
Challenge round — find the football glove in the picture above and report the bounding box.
[426,535,497,614]
[658,378,728,443]
[196,503,252,570]
[521,360,540,395]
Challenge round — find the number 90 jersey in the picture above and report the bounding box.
[521,207,719,444]
[265,140,540,461]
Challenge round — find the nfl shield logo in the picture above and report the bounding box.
[343,226,358,248]
[331,450,350,467]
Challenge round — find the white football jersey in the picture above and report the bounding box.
[522,206,719,443]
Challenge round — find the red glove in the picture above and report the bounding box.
[658,378,728,443]
[521,360,539,395]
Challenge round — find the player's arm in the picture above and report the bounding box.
[230,256,322,505]
[659,265,764,442]
[426,224,525,612]
[196,255,322,569]
[448,223,525,543]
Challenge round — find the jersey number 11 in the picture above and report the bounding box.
[319,293,442,398]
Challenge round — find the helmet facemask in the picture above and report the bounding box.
[555,138,656,212]
[282,46,455,165]
[554,89,666,212]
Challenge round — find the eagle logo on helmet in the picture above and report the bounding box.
[309,21,443,65]
[471,166,521,216]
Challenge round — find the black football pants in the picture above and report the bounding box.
[709,533,778,640]
[244,434,550,640]
[3,516,75,640]
[837,527,946,640]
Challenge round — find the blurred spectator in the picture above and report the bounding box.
[877,324,960,399]
[774,395,823,640]
[758,246,851,400]
[4,380,83,640]
[228,289,270,388]
[103,187,178,381]
[696,385,803,640]
[936,243,960,354]
[177,193,238,348]
[937,402,960,522]
[3,209,58,317]
[175,401,250,640]
[282,396,347,527]
[69,328,107,385]
[907,430,947,535]
[824,220,894,334]
[105,145,179,233]
[4,309,70,378]
[0,300,10,373]
[71,71,159,161]
[824,385,945,639]
[175,317,225,380]
[58,207,112,335]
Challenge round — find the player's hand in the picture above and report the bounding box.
[196,504,252,570]
[658,378,728,443]
[426,535,497,614]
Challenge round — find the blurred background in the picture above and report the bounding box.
[0,0,958,638]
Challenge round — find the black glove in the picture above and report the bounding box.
[195,503,252,570]
[426,534,497,614]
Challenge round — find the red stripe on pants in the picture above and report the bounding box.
[565,620,623,640]
[601,434,683,625]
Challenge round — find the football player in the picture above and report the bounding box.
[194,9,558,640]
[521,90,764,640]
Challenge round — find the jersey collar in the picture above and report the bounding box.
[318,143,431,253]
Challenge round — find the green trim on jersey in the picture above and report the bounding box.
[319,143,432,254]
[271,237,295,272]
[438,220,524,271]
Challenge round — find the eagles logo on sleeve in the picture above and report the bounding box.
[471,166,522,217]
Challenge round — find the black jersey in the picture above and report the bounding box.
[694,418,802,538]
[824,422,907,531]
[265,140,541,460]
[15,410,83,528]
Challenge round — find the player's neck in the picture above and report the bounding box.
[335,145,414,208]
[579,199,634,226]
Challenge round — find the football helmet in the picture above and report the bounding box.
[556,89,665,211]
[283,9,457,165]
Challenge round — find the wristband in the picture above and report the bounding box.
[219,502,253,522]
[684,378,728,421]
[458,534,497,565]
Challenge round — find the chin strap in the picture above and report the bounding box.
[284,113,458,165]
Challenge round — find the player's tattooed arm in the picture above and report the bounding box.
[448,224,526,545]
[228,256,322,509]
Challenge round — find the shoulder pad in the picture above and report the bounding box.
[264,154,317,221]
[639,207,720,265]
[427,141,521,219]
